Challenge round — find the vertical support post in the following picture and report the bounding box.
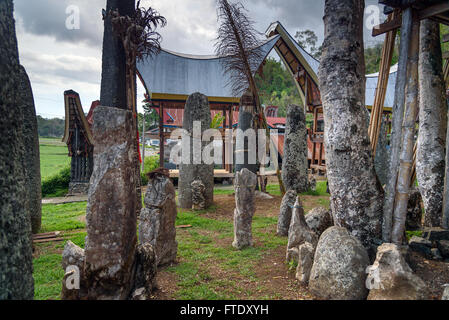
[159,103,165,168]
[383,7,414,242]
[391,10,420,245]
[443,93,449,229]
[142,111,146,172]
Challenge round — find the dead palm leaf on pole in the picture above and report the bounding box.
[215,0,285,195]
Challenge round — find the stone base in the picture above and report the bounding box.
[68,182,90,195]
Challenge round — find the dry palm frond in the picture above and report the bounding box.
[215,0,263,97]
[109,0,166,63]
[215,0,285,195]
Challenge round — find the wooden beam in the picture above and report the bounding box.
[373,2,449,36]
[419,2,449,20]
[373,16,401,37]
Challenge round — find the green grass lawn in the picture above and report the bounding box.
[39,138,70,180]
[33,183,330,300]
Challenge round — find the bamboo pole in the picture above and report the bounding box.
[142,111,146,172]
[442,55,449,229]
[443,94,449,230]
[368,13,397,155]
[410,141,417,187]
[391,11,420,245]
[382,8,414,243]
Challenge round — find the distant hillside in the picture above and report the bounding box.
[37,115,65,138]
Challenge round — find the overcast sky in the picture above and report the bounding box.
[13,0,386,118]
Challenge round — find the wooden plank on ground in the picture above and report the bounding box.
[32,231,61,239]
[33,237,64,244]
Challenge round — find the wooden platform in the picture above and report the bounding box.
[169,169,278,179]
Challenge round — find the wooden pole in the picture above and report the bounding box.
[382,8,414,243]
[159,103,165,168]
[142,111,146,172]
[443,42,449,230]
[391,10,420,245]
[368,13,397,154]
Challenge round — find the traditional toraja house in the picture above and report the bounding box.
[137,21,397,175]
[62,90,98,195]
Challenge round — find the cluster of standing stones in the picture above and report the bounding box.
[2,0,449,301]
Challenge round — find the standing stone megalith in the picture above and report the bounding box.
[319,0,384,247]
[417,19,447,228]
[286,197,318,263]
[277,190,297,236]
[233,168,257,249]
[139,171,178,267]
[178,93,214,209]
[235,91,258,175]
[84,106,138,300]
[282,105,308,193]
[0,0,34,299]
[191,178,206,210]
[18,65,42,234]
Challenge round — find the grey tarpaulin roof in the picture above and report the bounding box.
[137,21,397,109]
[365,64,398,109]
[137,35,280,100]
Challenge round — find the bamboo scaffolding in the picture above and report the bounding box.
[368,13,397,154]
[442,34,449,229]
[391,11,420,245]
[383,8,413,242]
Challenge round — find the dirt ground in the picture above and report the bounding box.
[151,194,449,300]
[152,194,317,300]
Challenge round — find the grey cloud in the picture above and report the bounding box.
[14,0,104,47]
[20,50,101,86]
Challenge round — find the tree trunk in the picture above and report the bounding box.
[391,13,420,245]
[443,94,449,230]
[416,19,447,228]
[382,8,413,242]
[100,0,135,109]
[319,0,383,247]
[0,0,34,299]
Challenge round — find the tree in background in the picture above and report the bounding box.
[255,58,303,117]
[295,29,323,59]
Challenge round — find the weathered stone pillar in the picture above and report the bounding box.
[18,65,42,234]
[417,19,447,228]
[233,168,257,249]
[84,106,138,300]
[178,93,214,209]
[191,178,206,210]
[235,91,258,175]
[319,0,384,247]
[0,0,34,299]
[277,190,297,236]
[282,105,308,193]
[286,196,318,263]
[139,172,178,267]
